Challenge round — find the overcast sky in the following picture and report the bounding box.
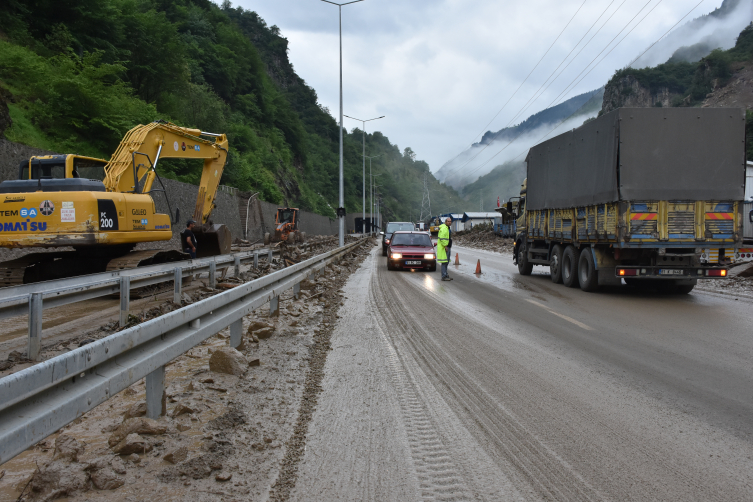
[234,0,727,173]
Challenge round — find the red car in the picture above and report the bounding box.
[387,231,437,271]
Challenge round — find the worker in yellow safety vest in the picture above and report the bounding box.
[437,217,453,281]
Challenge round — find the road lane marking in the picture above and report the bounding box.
[526,299,593,331]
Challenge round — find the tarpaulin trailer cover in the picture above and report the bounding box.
[525,108,746,210]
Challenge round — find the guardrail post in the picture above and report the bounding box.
[209,262,216,289]
[254,252,259,269]
[28,293,42,361]
[145,365,166,419]
[234,256,240,278]
[293,283,300,300]
[119,276,130,328]
[230,319,242,348]
[270,296,279,317]
[174,267,182,304]
[268,249,273,264]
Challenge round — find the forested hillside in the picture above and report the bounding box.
[0,0,463,220]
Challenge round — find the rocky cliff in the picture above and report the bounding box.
[601,75,678,114]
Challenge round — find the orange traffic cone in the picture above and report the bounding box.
[455,253,460,265]
[475,259,482,274]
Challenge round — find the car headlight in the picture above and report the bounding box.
[391,253,402,259]
[424,254,435,259]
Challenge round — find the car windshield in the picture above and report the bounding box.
[386,223,414,233]
[391,233,432,247]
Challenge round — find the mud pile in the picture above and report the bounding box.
[0,239,374,502]
[0,237,347,376]
[453,227,513,254]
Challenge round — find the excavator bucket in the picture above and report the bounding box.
[194,223,232,257]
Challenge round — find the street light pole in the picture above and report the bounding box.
[321,0,364,246]
[345,114,384,237]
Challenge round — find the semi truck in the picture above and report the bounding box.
[510,107,746,294]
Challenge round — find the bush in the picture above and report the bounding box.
[0,41,156,156]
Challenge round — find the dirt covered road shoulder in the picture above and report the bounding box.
[0,239,373,502]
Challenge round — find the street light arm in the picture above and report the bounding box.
[344,114,385,123]
[320,0,364,5]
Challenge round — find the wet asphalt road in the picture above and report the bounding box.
[292,244,753,501]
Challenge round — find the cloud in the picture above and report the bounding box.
[231,0,728,173]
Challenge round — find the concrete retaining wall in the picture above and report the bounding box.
[238,195,338,242]
[0,139,55,182]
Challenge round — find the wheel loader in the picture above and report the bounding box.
[263,207,305,245]
[0,121,232,286]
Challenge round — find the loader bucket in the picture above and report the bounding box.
[194,223,232,257]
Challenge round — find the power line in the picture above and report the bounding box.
[441,0,588,171]
[471,0,710,178]
[627,0,706,67]
[504,0,623,128]
[543,0,656,111]
[442,0,624,185]
[460,0,669,180]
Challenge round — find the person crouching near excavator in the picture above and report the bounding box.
[437,217,452,281]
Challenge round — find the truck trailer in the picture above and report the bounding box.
[511,107,746,294]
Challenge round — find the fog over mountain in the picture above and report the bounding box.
[436,89,603,189]
[630,0,752,67]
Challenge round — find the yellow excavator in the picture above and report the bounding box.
[0,121,231,285]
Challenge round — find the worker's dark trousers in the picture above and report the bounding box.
[441,261,449,278]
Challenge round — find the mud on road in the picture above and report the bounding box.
[0,239,372,502]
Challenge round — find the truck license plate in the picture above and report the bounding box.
[405,260,421,265]
[659,269,684,275]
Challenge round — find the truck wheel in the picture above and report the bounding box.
[517,241,533,276]
[578,248,599,292]
[382,246,388,257]
[562,245,579,288]
[550,244,564,283]
[264,233,270,245]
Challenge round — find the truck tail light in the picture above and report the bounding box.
[708,269,727,277]
[618,268,638,276]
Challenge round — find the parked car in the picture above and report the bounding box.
[386,231,436,271]
[381,221,415,256]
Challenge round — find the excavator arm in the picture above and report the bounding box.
[104,121,229,224]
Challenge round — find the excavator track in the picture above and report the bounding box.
[0,252,77,288]
[0,248,188,288]
[106,249,187,271]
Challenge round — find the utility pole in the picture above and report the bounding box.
[419,172,431,222]
[373,184,383,232]
[345,114,384,237]
[321,0,365,246]
[367,157,381,235]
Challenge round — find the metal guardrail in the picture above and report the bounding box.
[0,242,331,361]
[0,238,365,465]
